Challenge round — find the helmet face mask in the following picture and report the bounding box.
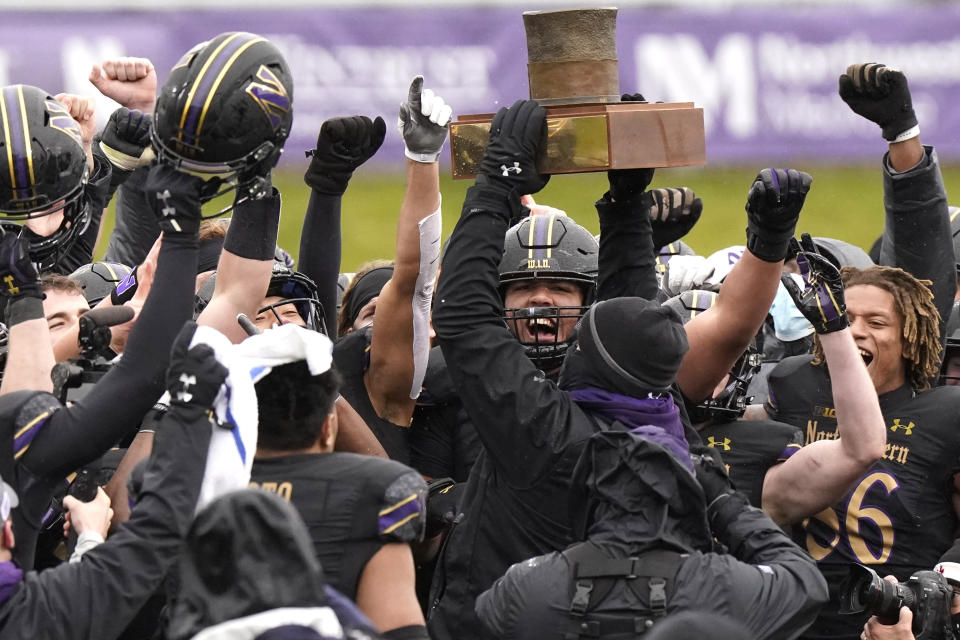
[0,85,90,268]
[256,267,327,335]
[152,32,293,210]
[499,214,598,371]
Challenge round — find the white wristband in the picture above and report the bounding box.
[404,147,442,164]
[892,125,920,144]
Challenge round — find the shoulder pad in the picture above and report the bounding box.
[378,469,427,543]
[0,391,62,460]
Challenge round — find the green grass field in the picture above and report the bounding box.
[95,163,960,272]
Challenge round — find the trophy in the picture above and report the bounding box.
[449,8,706,178]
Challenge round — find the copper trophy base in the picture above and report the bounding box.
[450,101,706,179]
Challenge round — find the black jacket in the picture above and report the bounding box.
[0,397,212,640]
[476,502,827,640]
[427,183,683,640]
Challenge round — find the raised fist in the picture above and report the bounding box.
[744,168,812,263]
[0,234,40,301]
[781,233,848,334]
[839,63,917,142]
[89,57,157,114]
[305,115,386,195]
[99,107,154,172]
[398,76,452,163]
[478,99,549,196]
[646,187,703,251]
[53,93,96,150]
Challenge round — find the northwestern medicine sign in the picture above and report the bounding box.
[2,7,958,165]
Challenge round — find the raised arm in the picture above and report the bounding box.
[761,235,885,526]
[299,116,385,334]
[365,77,447,424]
[839,63,954,338]
[0,235,55,394]
[197,190,281,344]
[433,100,581,484]
[679,169,810,403]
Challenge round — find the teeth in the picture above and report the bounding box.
[859,349,870,357]
[530,318,556,328]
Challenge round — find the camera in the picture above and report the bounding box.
[840,563,956,640]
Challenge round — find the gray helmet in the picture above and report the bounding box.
[69,261,133,306]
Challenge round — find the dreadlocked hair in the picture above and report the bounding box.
[811,265,941,391]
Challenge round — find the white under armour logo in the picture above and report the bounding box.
[156,189,182,232]
[176,373,196,404]
[500,162,522,176]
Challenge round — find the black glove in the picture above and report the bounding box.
[304,115,386,195]
[98,107,153,172]
[0,233,41,301]
[145,164,205,235]
[744,168,812,263]
[398,75,451,163]
[646,187,703,250]
[692,445,748,534]
[425,478,464,538]
[781,233,848,334]
[477,99,549,197]
[607,93,655,202]
[839,63,918,142]
[166,321,228,423]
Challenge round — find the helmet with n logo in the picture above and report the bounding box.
[152,32,293,204]
[0,85,90,267]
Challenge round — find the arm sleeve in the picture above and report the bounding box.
[103,167,162,267]
[432,181,587,487]
[878,146,955,343]
[297,190,342,337]
[595,194,659,301]
[20,232,198,478]
[0,404,212,640]
[53,156,112,274]
[671,506,828,640]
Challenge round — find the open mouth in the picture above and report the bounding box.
[858,348,874,367]
[526,316,558,343]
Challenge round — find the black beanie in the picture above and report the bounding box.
[575,298,689,396]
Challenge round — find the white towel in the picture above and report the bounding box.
[180,324,334,513]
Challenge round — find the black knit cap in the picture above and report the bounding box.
[573,298,689,396]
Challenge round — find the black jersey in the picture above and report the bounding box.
[332,327,412,463]
[410,346,481,482]
[765,355,960,640]
[699,418,803,508]
[249,452,426,600]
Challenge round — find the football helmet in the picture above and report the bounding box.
[665,289,762,424]
[69,261,132,306]
[257,265,327,334]
[152,32,293,207]
[940,324,960,386]
[499,214,598,371]
[0,85,90,266]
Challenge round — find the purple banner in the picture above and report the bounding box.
[1,7,959,166]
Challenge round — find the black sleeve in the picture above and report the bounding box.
[879,146,955,343]
[595,194,659,301]
[53,156,112,274]
[0,401,212,640]
[433,181,588,487]
[671,505,828,640]
[297,190,342,337]
[20,232,198,478]
[103,167,162,267]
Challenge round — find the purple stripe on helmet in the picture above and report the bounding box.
[13,414,50,456]
[182,33,258,142]
[378,497,422,534]
[3,87,30,195]
[532,215,549,260]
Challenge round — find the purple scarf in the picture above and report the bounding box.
[0,561,23,605]
[569,387,693,471]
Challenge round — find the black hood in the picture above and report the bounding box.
[570,429,712,554]
[168,490,328,640]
